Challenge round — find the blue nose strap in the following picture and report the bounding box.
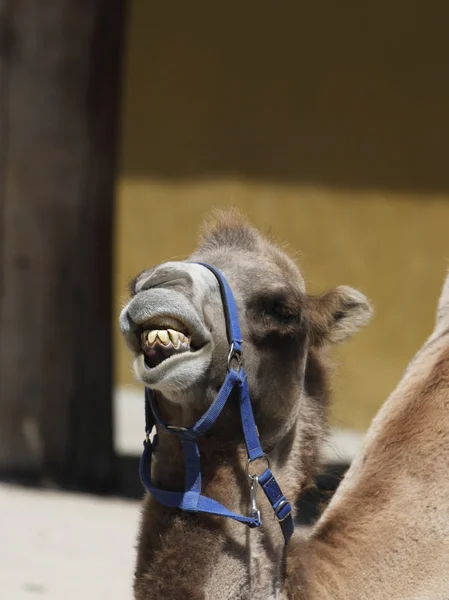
[139,262,294,545]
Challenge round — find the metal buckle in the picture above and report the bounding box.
[145,426,155,443]
[227,342,243,372]
[249,474,261,525]
[246,454,271,479]
[274,499,290,522]
[166,425,188,432]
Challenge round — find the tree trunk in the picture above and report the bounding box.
[0,0,126,492]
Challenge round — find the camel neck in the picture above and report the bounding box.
[136,431,286,600]
[151,427,247,490]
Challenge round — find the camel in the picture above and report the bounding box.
[284,268,449,599]
[119,210,372,599]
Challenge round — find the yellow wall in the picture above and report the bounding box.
[115,1,449,431]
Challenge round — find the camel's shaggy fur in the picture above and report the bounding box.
[284,268,449,599]
[120,210,372,599]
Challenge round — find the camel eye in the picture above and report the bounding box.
[266,300,297,323]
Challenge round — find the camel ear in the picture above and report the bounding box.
[307,286,373,347]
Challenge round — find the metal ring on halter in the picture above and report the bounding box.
[274,499,289,522]
[166,425,189,432]
[246,454,271,479]
[227,342,243,372]
[248,474,261,525]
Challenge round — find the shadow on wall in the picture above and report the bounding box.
[121,0,449,192]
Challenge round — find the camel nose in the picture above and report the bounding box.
[135,262,194,294]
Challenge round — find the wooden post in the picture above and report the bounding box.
[0,0,126,492]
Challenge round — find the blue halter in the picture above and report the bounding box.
[139,263,294,544]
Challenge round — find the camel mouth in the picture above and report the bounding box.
[139,316,201,370]
[121,295,214,392]
[141,327,193,369]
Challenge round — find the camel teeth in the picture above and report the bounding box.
[143,328,190,350]
[157,330,169,345]
[147,330,157,345]
[167,329,180,348]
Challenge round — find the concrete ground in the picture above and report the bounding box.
[0,484,139,600]
[0,387,364,599]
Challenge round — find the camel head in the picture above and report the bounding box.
[120,211,372,453]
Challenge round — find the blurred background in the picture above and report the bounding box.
[1,1,449,597]
[116,1,449,432]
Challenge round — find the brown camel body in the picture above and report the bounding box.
[284,269,449,599]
